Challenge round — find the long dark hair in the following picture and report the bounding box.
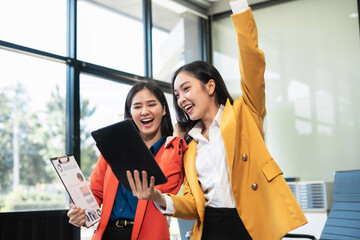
[124,81,173,137]
[171,61,233,137]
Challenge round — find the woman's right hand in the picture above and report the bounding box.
[67,203,86,227]
[127,170,167,209]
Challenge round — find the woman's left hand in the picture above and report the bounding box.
[127,170,167,208]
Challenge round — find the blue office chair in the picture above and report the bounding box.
[284,169,360,240]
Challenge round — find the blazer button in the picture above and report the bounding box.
[242,154,248,161]
[251,183,258,190]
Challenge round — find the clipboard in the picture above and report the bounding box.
[50,155,101,227]
[91,119,168,191]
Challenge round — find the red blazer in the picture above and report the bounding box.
[89,136,187,240]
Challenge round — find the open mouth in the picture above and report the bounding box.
[141,118,154,126]
[183,104,194,114]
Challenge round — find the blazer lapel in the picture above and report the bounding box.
[106,170,119,204]
[220,99,236,179]
[132,199,149,239]
[184,140,199,190]
[184,140,205,221]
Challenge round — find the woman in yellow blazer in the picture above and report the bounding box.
[127,0,307,239]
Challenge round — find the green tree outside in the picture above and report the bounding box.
[0,82,97,211]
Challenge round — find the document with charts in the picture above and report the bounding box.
[50,155,101,227]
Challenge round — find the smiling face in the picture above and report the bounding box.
[173,71,217,122]
[130,88,166,143]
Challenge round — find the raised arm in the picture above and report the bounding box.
[231,2,266,119]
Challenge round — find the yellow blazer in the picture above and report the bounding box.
[168,9,307,240]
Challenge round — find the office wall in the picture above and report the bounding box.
[212,0,360,182]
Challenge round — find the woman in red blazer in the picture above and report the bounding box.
[67,81,187,240]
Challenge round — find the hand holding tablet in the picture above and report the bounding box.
[91,119,168,191]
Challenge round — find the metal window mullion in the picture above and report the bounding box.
[358,0,360,38]
[66,0,80,239]
[66,0,80,166]
[199,17,211,62]
[143,0,153,79]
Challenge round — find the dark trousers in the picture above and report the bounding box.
[201,207,252,240]
[102,221,133,240]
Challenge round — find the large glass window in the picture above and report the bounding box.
[77,0,144,76]
[0,0,67,55]
[79,74,132,180]
[152,0,201,82]
[0,49,67,212]
[212,0,360,182]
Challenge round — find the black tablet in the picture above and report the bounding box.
[91,119,168,191]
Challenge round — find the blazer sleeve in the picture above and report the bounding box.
[170,175,199,220]
[231,9,266,120]
[89,154,108,206]
[156,137,187,195]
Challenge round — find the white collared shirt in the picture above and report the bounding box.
[157,106,236,214]
[188,105,235,208]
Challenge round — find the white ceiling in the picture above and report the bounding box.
[194,0,273,15]
[91,0,274,19]
[89,0,273,31]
